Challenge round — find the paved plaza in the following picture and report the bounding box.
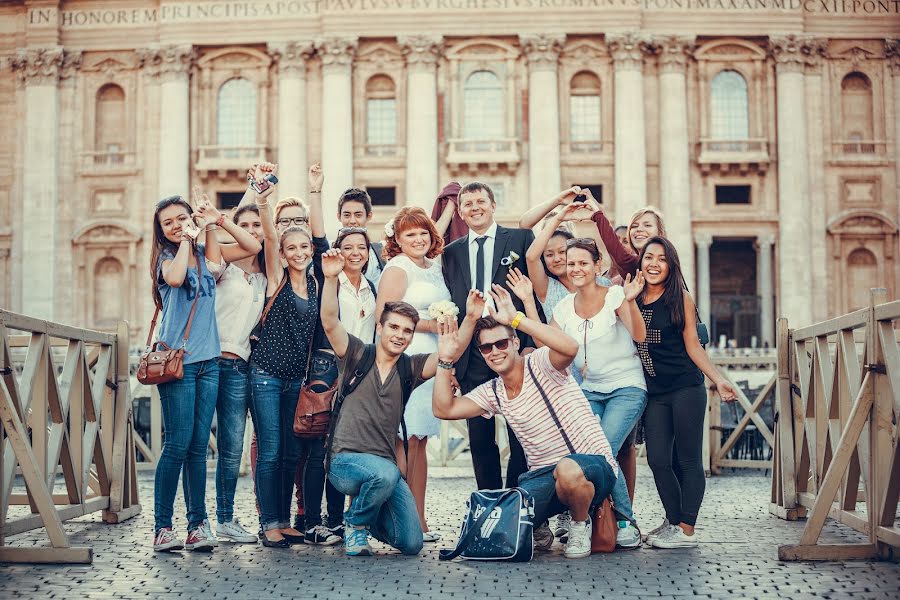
[2,466,898,599]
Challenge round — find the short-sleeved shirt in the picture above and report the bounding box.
[331,334,431,463]
[466,347,618,475]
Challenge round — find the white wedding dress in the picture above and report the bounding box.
[379,254,451,438]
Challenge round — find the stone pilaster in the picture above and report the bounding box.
[269,41,315,199]
[521,34,565,207]
[804,38,829,323]
[756,234,776,347]
[400,35,443,207]
[694,232,712,330]
[887,40,900,252]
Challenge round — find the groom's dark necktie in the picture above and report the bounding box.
[475,236,487,293]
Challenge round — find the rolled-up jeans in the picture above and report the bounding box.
[214,356,250,525]
[583,386,647,523]
[328,452,423,555]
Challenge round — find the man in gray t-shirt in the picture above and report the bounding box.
[320,249,482,557]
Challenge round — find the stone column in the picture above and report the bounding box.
[608,33,650,225]
[521,34,565,207]
[657,35,695,290]
[888,40,900,236]
[771,36,813,328]
[154,45,194,200]
[804,40,829,323]
[400,35,443,208]
[11,48,65,318]
[695,233,712,331]
[756,234,775,348]
[268,42,314,200]
[316,36,357,235]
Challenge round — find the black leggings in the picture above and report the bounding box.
[644,384,707,527]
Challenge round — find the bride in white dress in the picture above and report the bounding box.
[375,206,450,542]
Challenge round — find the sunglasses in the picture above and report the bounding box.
[338,226,368,235]
[566,237,597,248]
[477,338,512,355]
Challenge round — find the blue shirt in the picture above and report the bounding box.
[156,247,220,365]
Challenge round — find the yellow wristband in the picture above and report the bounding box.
[510,311,524,330]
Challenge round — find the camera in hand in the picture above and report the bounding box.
[182,219,202,240]
[248,173,279,194]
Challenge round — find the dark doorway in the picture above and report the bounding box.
[709,239,760,348]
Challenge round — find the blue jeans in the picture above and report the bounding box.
[249,363,302,532]
[214,357,250,524]
[328,452,423,555]
[583,387,647,522]
[154,359,219,532]
[517,454,617,525]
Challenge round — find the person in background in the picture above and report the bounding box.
[430,181,466,245]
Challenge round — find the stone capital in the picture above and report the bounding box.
[138,45,195,82]
[607,33,653,72]
[654,35,695,74]
[755,233,776,249]
[315,36,358,71]
[886,39,900,75]
[803,38,829,72]
[11,47,64,85]
[770,35,816,74]
[268,41,315,78]
[399,35,443,72]
[519,34,565,72]
[694,232,713,248]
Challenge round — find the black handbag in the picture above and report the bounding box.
[439,488,535,562]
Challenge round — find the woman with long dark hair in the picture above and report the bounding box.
[636,237,736,549]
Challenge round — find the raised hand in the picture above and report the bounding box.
[556,186,581,206]
[191,186,219,227]
[557,202,587,223]
[321,248,345,278]
[579,187,602,215]
[623,271,645,301]
[252,162,278,199]
[465,289,486,319]
[437,317,462,362]
[487,283,518,325]
[308,163,324,191]
[506,268,533,302]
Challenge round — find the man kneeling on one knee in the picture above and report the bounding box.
[433,284,619,559]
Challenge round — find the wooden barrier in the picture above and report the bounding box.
[0,310,140,564]
[772,289,900,561]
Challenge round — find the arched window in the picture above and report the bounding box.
[95,84,126,161]
[847,248,878,311]
[569,71,601,145]
[94,257,124,328]
[463,70,504,139]
[710,70,749,140]
[841,72,874,153]
[217,78,257,148]
[365,74,397,148]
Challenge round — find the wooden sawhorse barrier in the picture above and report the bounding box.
[0,310,141,564]
[771,289,900,561]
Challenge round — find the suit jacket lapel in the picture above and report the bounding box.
[459,238,472,290]
[490,227,511,283]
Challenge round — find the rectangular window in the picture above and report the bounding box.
[715,185,751,205]
[570,95,601,142]
[367,187,396,207]
[573,183,602,204]
[366,98,397,146]
[218,192,244,210]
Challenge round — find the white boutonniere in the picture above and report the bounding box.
[428,300,460,320]
[500,251,520,267]
[384,218,395,238]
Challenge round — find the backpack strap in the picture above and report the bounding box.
[324,344,377,471]
[491,378,501,410]
[396,354,415,477]
[371,242,385,269]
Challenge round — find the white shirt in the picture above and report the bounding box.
[207,261,266,362]
[338,270,377,343]
[467,221,498,316]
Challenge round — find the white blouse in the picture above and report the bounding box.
[208,261,266,362]
[338,270,377,343]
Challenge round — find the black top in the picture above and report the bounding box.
[635,295,704,396]
[310,236,332,353]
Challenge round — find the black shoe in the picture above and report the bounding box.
[305,525,342,546]
[329,524,345,540]
[281,531,306,545]
[258,527,264,541]
[293,514,304,531]
[261,533,289,549]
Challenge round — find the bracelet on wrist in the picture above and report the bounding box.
[309,190,321,194]
[510,311,525,330]
[437,359,454,370]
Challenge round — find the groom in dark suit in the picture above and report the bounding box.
[441,182,545,490]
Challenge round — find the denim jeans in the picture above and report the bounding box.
[583,387,648,522]
[517,453,617,525]
[214,357,250,524]
[249,363,302,532]
[154,359,219,532]
[328,452,423,555]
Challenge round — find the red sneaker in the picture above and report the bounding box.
[184,519,218,551]
[153,527,184,552]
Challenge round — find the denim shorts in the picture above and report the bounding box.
[517,454,617,523]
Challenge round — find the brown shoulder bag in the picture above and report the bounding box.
[590,496,618,553]
[293,275,337,438]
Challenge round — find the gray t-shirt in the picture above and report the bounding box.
[331,334,430,463]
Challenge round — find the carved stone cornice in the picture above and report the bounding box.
[399,35,443,72]
[59,51,83,86]
[886,39,900,76]
[519,34,565,72]
[11,47,64,85]
[137,45,195,82]
[607,33,653,72]
[268,41,315,78]
[803,38,829,73]
[770,35,815,74]
[694,232,713,248]
[315,36,358,72]
[655,35,695,74]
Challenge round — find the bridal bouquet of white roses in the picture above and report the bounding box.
[428,300,459,321]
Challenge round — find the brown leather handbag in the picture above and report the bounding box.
[293,333,337,437]
[590,496,618,553]
[136,276,202,386]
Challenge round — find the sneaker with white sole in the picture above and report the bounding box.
[554,512,571,542]
[184,519,218,551]
[216,518,257,543]
[344,526,373,556]
[643,518,670,543]
[616,522,642,549]
[422,531,442,543]
[650,524,698,549]
[306,524,342,546]
[534,522,554,551]
[153,527,184,552]
[564,517,592,559]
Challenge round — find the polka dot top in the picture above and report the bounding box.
[250,267,318,381]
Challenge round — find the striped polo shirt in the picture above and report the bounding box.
[467,347,619,475]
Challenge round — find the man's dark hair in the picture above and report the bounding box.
[458,181,495,204]
[380,301,421,328]
[473,316,515,345]
[338,188,373,214]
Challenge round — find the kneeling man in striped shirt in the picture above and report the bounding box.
[433,284,619,559]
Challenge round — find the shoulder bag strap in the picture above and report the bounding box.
[492,378,501,410]
[260,268,289,326]
[397,354,415,478]
[439,489,522,561]
[526,357,576,454]
[145,304,161,348]
[178,250,204,349]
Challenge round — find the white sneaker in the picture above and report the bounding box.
[533,522,554,551]
[216,518,257,543]
[616,522,642,549]
[563,517,592,559]
[643,518,670,543]
[650,524,698,549]
[422,531,442,543]
[554,512,571,542]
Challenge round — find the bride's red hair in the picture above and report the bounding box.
[382,206,444,261]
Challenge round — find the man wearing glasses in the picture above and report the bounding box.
[433,285,619,559]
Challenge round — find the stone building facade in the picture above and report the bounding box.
[1,1,898,347]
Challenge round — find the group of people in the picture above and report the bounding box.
[148,162,737,559]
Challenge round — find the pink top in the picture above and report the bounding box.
[591,210,640,277]
[466,347,619,475]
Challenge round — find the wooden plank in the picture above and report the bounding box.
[778,543,877,561]
[715,377,774,459]
[792,309,868,341]
[711,355,777,367]
[714,459,771,469]
[769,503,807,521]
[1,496,109,537]
[0,546,92,564]
[0,310,115,344]
[102,502,141,524]
[875,525,900,549]
[872,298,900,322]
[775,319,797,509]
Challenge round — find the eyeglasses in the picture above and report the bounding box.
[338,226,368,236]
[277,217,309,227]
[477,338,512,355]
[566,237,597,248]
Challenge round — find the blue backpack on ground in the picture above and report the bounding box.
[439,487,535,562]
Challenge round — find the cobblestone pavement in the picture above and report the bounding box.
[2,466,898,599]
